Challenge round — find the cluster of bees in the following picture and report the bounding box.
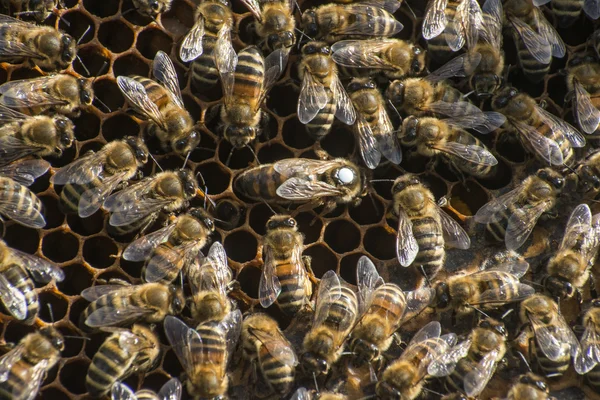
[1,0,600,399]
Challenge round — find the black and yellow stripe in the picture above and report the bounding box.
[234,164,286,202]
[552,0,583,27]
[411,215,445,278]
[427,0,460,63]
[191,35,220,88]
[307,89,336,140]
[0,177,42,224]
[1,263,38,325]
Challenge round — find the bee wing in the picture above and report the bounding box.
[276,177,343,200]
[263,48,289,97]
[122,224,178,262]
[180,15,205,62]
[164,316,203,374]
[331,40,399,70]
[85,303,153,328]
[403,287,435,322]
[0,19,50,59]
[239,0,263,20]
[558,204,592,252]
[313,270,342,328]
[20,358,48,400]
[252,328,298,368]
[428,337,472,377]
[433,141,498,167]
[10,248,64,283]
[215,27,238,101]
[0,136,42,166]
[572,79,600,134]
[408,321,442,347]
[505,202,549,250]
[530,313,580,362]
[117,77,166,130]
[356,255,384,314]
[464,349,500,397]
[575,317,600,374]
[0,103,29,123]
[153,51,185,109]
[423,0,449,39]
[79,171,131,218]
[357,0,402,13]
[109,197,171,227]
[0,77,71,109]
[50,150,105,185]
[396,207,418,267]
[506,14,551,64]
[259,243,282,308]
[0,344,24,382]
[290,387,311,400]
[474,187,522,224]
[193,242,231,295]
[111,383,136,400]
[374,103,401,164]
[535,9,565,58]
[298,72,328,124]
[427,53,479,82]
[220,309,243,357]
[0,159,50,186]
[475,281,535,306]
[335,4,403,36]
[445,0,482,52]
[510,119,564,165]
[157,378,182,400]
[0,274,27,320]
[144,242,195,283]
[80,284,134,301]
[436,204,471,249]
[103,176,156,211]
[584,0,600,18]
[333,76,356,124]
[484,259,530,278]
[354,113,381,169]
[273,159,341,176]
[444,110,506,134]
[0,182,45,228]
[481,0,503,50]
[536,106,585,148]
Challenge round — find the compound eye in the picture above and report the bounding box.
[509,88,518,97]
[413,46,421,55]
[204,218,215,230]
[151,0,159,10]
[286,218,296,227]
[56,119,66,129]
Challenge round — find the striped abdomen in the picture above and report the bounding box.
[0,358,38,400]
[534,334,570,378]
[191,34,220,88]
[59,175,100,214]
[233,47,264,100]
[0,178,42,224]
[132,77,170,109]
[426,0,460,63]
[446,356,480,393]
[0,264,37,325]
[141,243,191,284]
[449,130,496,178]
[256,342,295,393]
[273,251,310,316]
[234,165,288,202]
[586,364,600,390]
[193,321,227,375]
[322,285,358,345]
[519,120,575,167]
[306,87,335,140]
[411,214,445,278]
[513,30,549,83]
[486,202,520,242]
[552,0,583,27]
[340,5,398,39]
[80,290,152,330]
[366,284,406,332]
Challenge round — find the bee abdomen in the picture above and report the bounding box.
[0,360,30,400]
[191,35,219,88]
[3,264,38,324]
[234,47,265,96]
[324,286,357,331]
[259,348,295,391]
[369,285,404,322]
[0,178,42,223]
[86,337,134,397]
[515,39,550,83]
[552,0,582,27]
[276,262,308,316]
[306,94,335,140]
[535,344,569,378]
[586,364,600,390]
[59,179,98,214]
[234,165,283,201]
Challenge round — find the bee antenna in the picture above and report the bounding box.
[387,99,402,122]
[521,279,544,289]
[312,372,319,393]
[57,13,71,27]
[63,335,91,341]
[292,0,301,14]
[92,61,109,83]
[515,350,532,372]
[75,55,91,77]
[468,304,492,319]
[368,191,380,216]
[402,0,416,20]
[121,7,135,17]
[420,265,432,287]
[463,90,475,99]
[370,179,395,183]
[225,147,235,167]
[77,25,92,45]
[245,144,259,164]
[93,96,112,113]
[149,153,164,172]
[183,151,192,169]
[501,308,514,320]
[261,200,277,216]
[47,303,55,324]
[422,387,445,397]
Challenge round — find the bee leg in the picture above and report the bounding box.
[318,201,337,218]
[590,277,598,298]
[303,255,318,283]
[203,103,221,125]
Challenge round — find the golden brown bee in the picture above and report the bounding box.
[0,14,75,70]
[0,158,48,228]
[123,208,215,284]
[549,0,600,27]
[187,242,233,325]
[503,0,565,82]
[566,54,600,134]
[474,167,565,250]
[164,310,242,399]
[0,238,64,325]
[391,174,470,279]
[103,169,202,235]
[179,0,234,89]
[52,136,149,218]
[0,104,74,165]
[399,115,498,178]
[111,378,183,400]
[0,325,64,400]
[241,313,297,395]
[432,250,534,314]
[544,204,600,299]
[518,294,581,378]
[297,41,356,140]
[351,256,434,365]
[376,321,457,400]
[217,46,285,150]
[234,157,367,216]
[0,73,94,118]
[301,0,403,44]
[4,0,59,21]
[290,387,347,400]
[239,0,296,52]
[347,77,401,169]
[86,324,161,399]
[331,39,427,79]
[132,0,172,17]
[301,270,358,376]
[80,281,185,330]
[575,300,600,387]
[428,318,507,397]
[505,373,551,400]
[118,51,199,156]
[259,214,312,316]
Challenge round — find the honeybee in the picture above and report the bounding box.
[0,325,64,400]
[301,0,403,44]
[52,136,149,218]
[574,150,600,194]
[132,0,172,17]
[118,51,199,156]
[399,115,498,178]
[544,204,600,299]
[575,300,600,387]
[103,169,201,235]
[391,174,470,279]
[234,158,367,216]
[422,0,483,62]
[301,270,358,376]
[0,14,75,70]
[164,310,242,399]
[0,238,64,325]
[241,313,297,395]
[474,168,564,250]
[549,0,600,27]
[239,0,296,52]
[566,54,600,134]
[346,77,401,169]
[351,256,434,365]
[297,41,356,140]
[187,242,233,324]
[503,0,565,82]
[505,373,551,400]
[179,0,235,89]
[376,321,458,400]
[432,250,535,314]
[0,158,48,228]
[123,208,215,283]
[331,39,427,79]
[0,74,94,118]
[0,104,74,165]
[86,324,161,399]
[80,282,185,330]
[428,318,507,397]
[4,0,58,21]
[111,378,182,400]
[291,387,347,400]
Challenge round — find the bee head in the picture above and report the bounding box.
[391,174,420,195]
[78,78,94,106]
[40,326,65,352]
[478,318,507,338]
[536,168,564,190]
[410,46,426,75]
[577,164,600,192]
[491,86,518,109]
[301,41,330,56]
[266,215,297,231]
[54,115,75,152]
[60,34,76,66]
[267,31,295,51]
[29,0,56,21]
[347,78,376,93]
[519,374,548,392]
[301,10,318,39]
[400,116,419,143]
[172,130,201,155]
[301,352,329,375]
[169,286,186,314]
[177,169,199,198]
[433,282,449,309]
[224,125,257,149]
[124,136,149,165]
[472,73,503,99]
[376,379,403,399]
[350,338,379,365]
[386,80,405,107]
[544,276,574,299]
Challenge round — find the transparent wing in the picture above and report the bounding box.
[403,287,435,322]
[510,119,564,165]
[333,78,356,125]
[530,313,580,362]
[11,248,64,282]
[445,110,506,134]
[331,40,400,70]
[408,321,442,347]
[476,281,535,305]
[19,359,48,400]
[0,182,45,228]
[464,349,500,397]
[313,270,342,328]
[264,48,288,93]
[164,316,202,375]
[50,150,105,185]
[85,304,152,328]
[536,9,565,58]
[298,72,328,124]
[436,205,471,249]
[117,76,165,129]
[354,113,381,169]
[202,242,231,295]
[0,159,50,186]
[0,136,42,166]
[396,208,418,267]
[153,51,184,109]
[158,378,182,400]
[374,105,401,164]
[428,337,472,377]
[259,243,282,308]
[0,274,27,320]
[145,241,198,283]
[0,344,23,382]
[358,0,402,13]
[215,28,237,101]
[111,383,136,400]
[445,0,476,51]
[558,204,591,253]
[584,0,600,19]
[507,15,551,64]
[575,317,600,374]
[481,0,503,50]
[253,329,298,369]
[335,4,403,36]
[276,177,343,200]
[536,106,585,148]
[180,15,205,62]
[103,176,156,211]
[505,202,548,250]
[0,77,71,108]
[474,187,522,224]
[81,284,134,302]
[273,159,342,176]
[433,141,498,166]
[122,223,178,262]
[220,309,242,357]
[290,387,311,400]
[356,255,384,315]
[572,79,600,134]
[78,171,131,218]
[239,0,263,20]
[423,0,449,39]
[427,53,479,82]
[109,197,170,227]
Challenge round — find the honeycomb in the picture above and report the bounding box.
[0,0,598,399]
